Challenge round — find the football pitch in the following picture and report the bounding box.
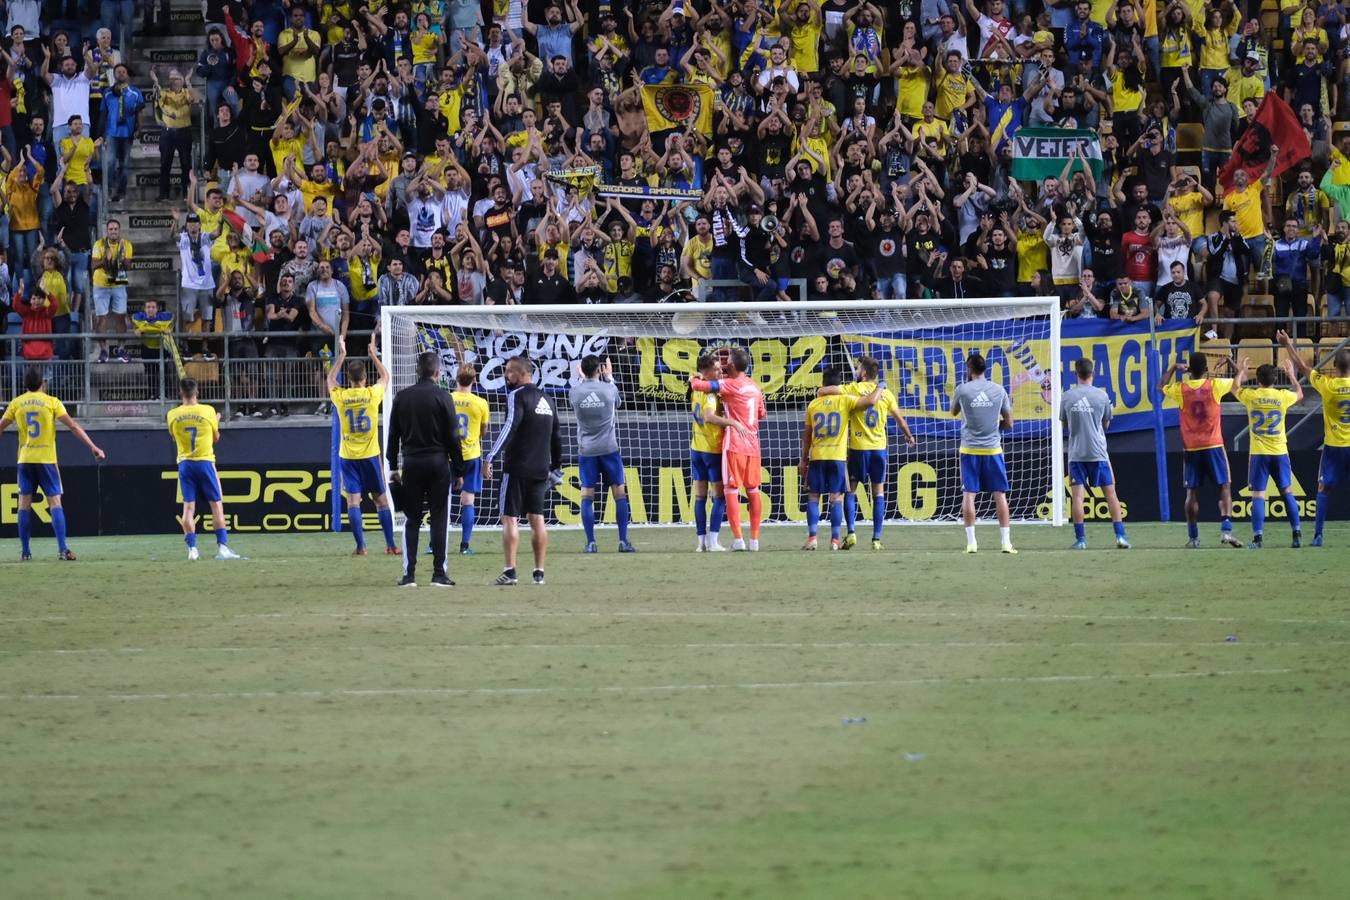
[3,524,1349,899]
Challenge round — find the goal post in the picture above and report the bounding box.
[381,299,1065,528]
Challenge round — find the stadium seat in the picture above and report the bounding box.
[1285,342,1317,373]
[1176,124,1202,153]
[1324,320,1350,341]
[1239,300,1275,340]
[185,361,221,384]
[1237,339,1275,368]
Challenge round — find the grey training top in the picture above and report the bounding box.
[571,378,622,456]
[952,378,1011,451]
[1060,383,1112,462]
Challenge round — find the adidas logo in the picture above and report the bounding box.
[578,391,605,409]
[969,390,993,407]
[1038,478,1129,521]
[534,398,553,415]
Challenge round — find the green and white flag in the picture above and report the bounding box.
[1011,127,1103,183]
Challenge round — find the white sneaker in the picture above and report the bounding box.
[747,539,760,552]
[730,538,747,552]
[215,546,246,560]
[187,547,199,561]
[695,535,706,552]
[706,539,726,552]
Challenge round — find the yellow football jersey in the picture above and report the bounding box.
[331,384,385,460]
[2,391,67,464]
[1310,371,1350,448]
[1235,386,1297,456]
[805,394,858,462]
[839,382,896,450]
[167,402,220,462]
[453,390,490,461]
[690,390,724,454]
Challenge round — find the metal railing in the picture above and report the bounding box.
[1,329,377,419]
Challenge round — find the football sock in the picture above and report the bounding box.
[806,499,819,537]
[460,504,475,547]
[18,509,31,555]
[1284,491,1301,532]
[348,506,366,550]
[378,508,396,548]
[724,492,743,539]
[747,490,762,540]
[871,496,884,540]
[709,496,725,536]
[1113,521,1127,540]
[1315,491,1329,536]
[214,527,228,547]
[616,498,631,543]
[581,497,596,543]
[844,492,857,534]
[1221,517,1233,534]
[999,526,1011,546]
[184,531,197,550]
[829,500,842,541]
[1251,499,1265,538]
[964,526,976,545]
[1187,521,1200,540]
[694,496,707,537]
[1073,522,1086,541]
[51,508,68,552]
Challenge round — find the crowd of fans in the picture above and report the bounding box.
[4,0,1350,383]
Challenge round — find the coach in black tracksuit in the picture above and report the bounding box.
[484,356,562,585]
[386,351,464,587]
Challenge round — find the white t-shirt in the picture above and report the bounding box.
[408,195,445,247]
[52,72,92,128]
[178,232,215,291]
[441,188,471,236]
[976,14,1013,56]
[756,66,800,92]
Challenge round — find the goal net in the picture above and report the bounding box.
[381,300,1064,527]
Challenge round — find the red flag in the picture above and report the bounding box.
[1217,93,1312,190]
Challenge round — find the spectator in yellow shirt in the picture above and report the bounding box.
[150,68,198,202]
[6,152,43,287]
[57,117,101,196]
[278,6,322,99]
[782,0,824,74]
[1222,152,1279,264]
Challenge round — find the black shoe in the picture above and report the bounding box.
[532,569,545,585]
[264,407,277,419]
[431,574,455,588]
[397,575,417,587]
[20,552,31,561]
[279,406,291,417]
[1292,530,1302,549]
[494,568,519,586]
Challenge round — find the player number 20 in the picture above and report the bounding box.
[812,411,841,438]
[1250,409,1282,437]
[345,409,373,434]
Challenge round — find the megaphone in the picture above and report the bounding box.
[759,214,780,233]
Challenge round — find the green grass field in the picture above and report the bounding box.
[3,523,1350,899]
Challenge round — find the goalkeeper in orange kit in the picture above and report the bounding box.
[690,347,767,551]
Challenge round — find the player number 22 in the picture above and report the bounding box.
[812,411,841,438]
[345,409,373,434]
[1251,410,1282,437]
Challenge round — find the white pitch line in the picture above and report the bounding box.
[2,640,1347,657]
[3,610,1348,625]
[0,668,1297,704]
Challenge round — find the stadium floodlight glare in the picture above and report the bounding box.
[382,299,1064,527]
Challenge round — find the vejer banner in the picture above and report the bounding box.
[1011,127,1104,182]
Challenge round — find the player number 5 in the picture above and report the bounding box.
[24,411,40,438]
